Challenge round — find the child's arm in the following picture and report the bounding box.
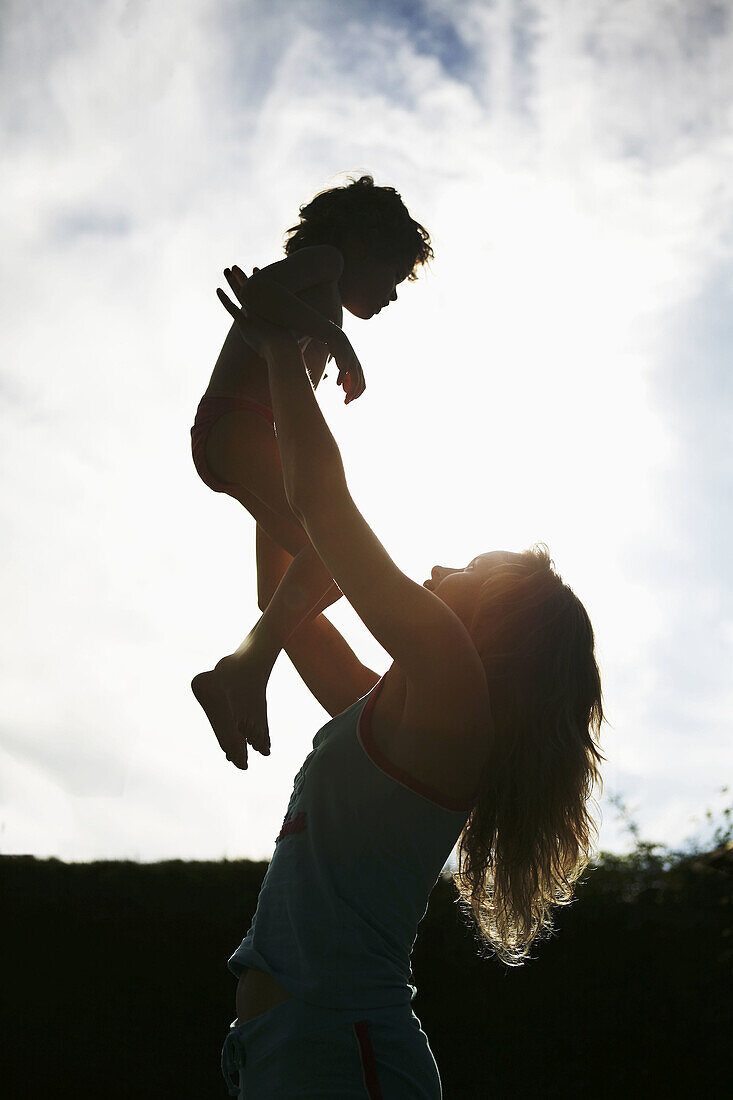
[242,247,365,403]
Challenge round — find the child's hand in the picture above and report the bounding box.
[328,329,366,404]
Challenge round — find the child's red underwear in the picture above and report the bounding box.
[190,393,275,495]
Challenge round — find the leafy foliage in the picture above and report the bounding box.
[2,795,731,1098]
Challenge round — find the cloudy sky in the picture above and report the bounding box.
[2,0,731,864]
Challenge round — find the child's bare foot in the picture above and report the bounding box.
[215,651,272,758]
[191,671,249,770]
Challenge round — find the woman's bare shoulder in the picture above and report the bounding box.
[387,648,491,747]
[370,667,491,804]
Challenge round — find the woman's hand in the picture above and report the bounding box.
[327,327,366,404]
[217,266,292,360]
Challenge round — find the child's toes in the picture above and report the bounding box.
[241,721,262,756]
[254,726,270,755]
[227,742,247,770]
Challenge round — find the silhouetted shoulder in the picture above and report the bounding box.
[256,246,344,292]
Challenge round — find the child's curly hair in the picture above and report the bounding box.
[284,175,433,280]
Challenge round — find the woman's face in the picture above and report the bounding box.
[424,551,525,629]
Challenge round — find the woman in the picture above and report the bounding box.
[217,267,604,1098]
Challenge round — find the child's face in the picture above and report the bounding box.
[339,251,408,320]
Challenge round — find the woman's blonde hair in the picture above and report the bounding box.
[454,545,604,965]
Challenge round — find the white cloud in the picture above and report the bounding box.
[1,0,731,862]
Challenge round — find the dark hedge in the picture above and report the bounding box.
[2,843,730,1098]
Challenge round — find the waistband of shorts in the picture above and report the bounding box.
[194,392,274,424]
[228,996,418,1038]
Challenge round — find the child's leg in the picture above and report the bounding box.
[192,408,341,763]
[214,539,339,752]
[192,538,335,767]
[193,528,345,769]
[256,526,379,717]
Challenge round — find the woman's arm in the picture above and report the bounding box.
[219,269,487,731]
[256,525,380,717]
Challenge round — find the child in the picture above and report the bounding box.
[191,176,432,768]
